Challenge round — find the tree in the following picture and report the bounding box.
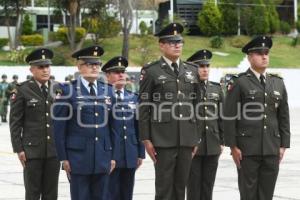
[0,0,27,50]
[219,0,238,35]
[22,14,33,35]
[267,1,280,34]
[247,0,270,35]
[198,0,223,36]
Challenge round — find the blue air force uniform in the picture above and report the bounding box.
[103,56,145,200]
[52,46,117,200]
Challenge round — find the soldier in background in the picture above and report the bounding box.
[0,74,9,122]
[138,23,200,200]
[9,48,60,200]
[224,36,290,200]
[186,49,224,200]
[6,75,19,103]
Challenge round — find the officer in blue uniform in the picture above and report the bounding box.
[103,56,145,200]
[52,46,117,200]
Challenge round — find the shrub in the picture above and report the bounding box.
[52,51,65,65]
[247,0,270,35]
[268,3,280,34]
[0,38,9,47]
[198,0,223,36]
[210,36,224,48]
[22,14,33,35]
[139,21,148,35]
[219,0,238,35]
[280,21,291,34]
[8,49,32,63]
[296,20,300,33]
[55,27,86,44]
[20,34,43,46]
[230,36,249,48]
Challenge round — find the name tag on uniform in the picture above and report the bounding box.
[29,98,38,103]
[207,93,219,99]
[158,75,167,80]
[274,91,280,96]
[249,90,257,95]
[76,96,84,99]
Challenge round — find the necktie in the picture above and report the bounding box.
[116,90,122,102]
[171,62,179,76]
[89,82,96,96]
[200,81,206,97]
[260,75,265,88]
[41,84,48,98]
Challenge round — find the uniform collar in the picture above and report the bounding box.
[34,79,49,88]
[115,88,125,99]
[250,67,266,81]
[80,76,98,95]
[162,56,180,70]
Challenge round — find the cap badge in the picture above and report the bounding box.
[93,51,97,56]
[42,54,45,59]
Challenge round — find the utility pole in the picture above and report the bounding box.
[295,0,298,23]
[170,0,174,22]
[237,3,241,36]
[47,0,50,32]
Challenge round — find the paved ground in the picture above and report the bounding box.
[0,108,299,200]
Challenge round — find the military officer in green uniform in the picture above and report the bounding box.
[0,74,9,122]
[5,75,19,102]
[224,36,290,200]
[138,23,200,200]
[9,48,60,200]
[186,49,224,200]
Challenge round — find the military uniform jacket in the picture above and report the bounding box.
[9,78,58,159]
[196,81,224,156]
[110,90,145,168]
[52,79,117,175]
[138,57,200,147]
[224,69,290,156]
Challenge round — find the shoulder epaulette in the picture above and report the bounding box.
[183,61,198,68]
[17,80,30,87]
[143,60,159,69]
[269,73,282,79]
[125,89,138,96]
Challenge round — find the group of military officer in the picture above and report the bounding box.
[0,74,18,123]
[8,22,290,200]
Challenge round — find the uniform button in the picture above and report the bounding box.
[28,142,32,145]
[123,126,127,130]
[46,124,50,128]
[95,137,98,141]
[205,106,207,110]
[122,107,125,111]
[251,96,255,100]
[179,102,182,106]
[47,136,50,140]
[265,93,267,96]
[179,114,183,118]
[205,116,208,120]
[242,133,245,136]
[95,113,99,116]
[264,103,267,107]
[162,80,165,84]
[204,97,207,101]
[264,115,267,119]
[124,136,127,140]
[206,126,208,130]
[123,116,126,120]
[33,104,36,107]
[46,112,49,116]
[94,101,97,105]
[177,79,179,83]
[95,125,99,128]
[264,125,267,129]
[276,97,279,100]
[178,91,181,94]
[46,100,49,104]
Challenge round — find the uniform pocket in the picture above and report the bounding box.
[22,137,41,146]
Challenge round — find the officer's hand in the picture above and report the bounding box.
[110,160,116,174]
[137,158,143,169]
[62,160,71,180]
[231,146,242,169]
[143,140,157,164]
[192,146,198,158]
[220,145,225,154]
[279,147,286,163]
[17,151,26,168]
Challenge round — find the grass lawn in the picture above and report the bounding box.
[0,35,299,67]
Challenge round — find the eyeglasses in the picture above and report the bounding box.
[164,40,184,47]
[81,63,101,68]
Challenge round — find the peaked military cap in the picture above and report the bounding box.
[187,49,212,65]
[12,75,18,79]
[155,23,184,42]
[25,48,53,66]
[102,56,128,72]
[72,45,104,64]
[2,74,7,79]
[242,36,272,54]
